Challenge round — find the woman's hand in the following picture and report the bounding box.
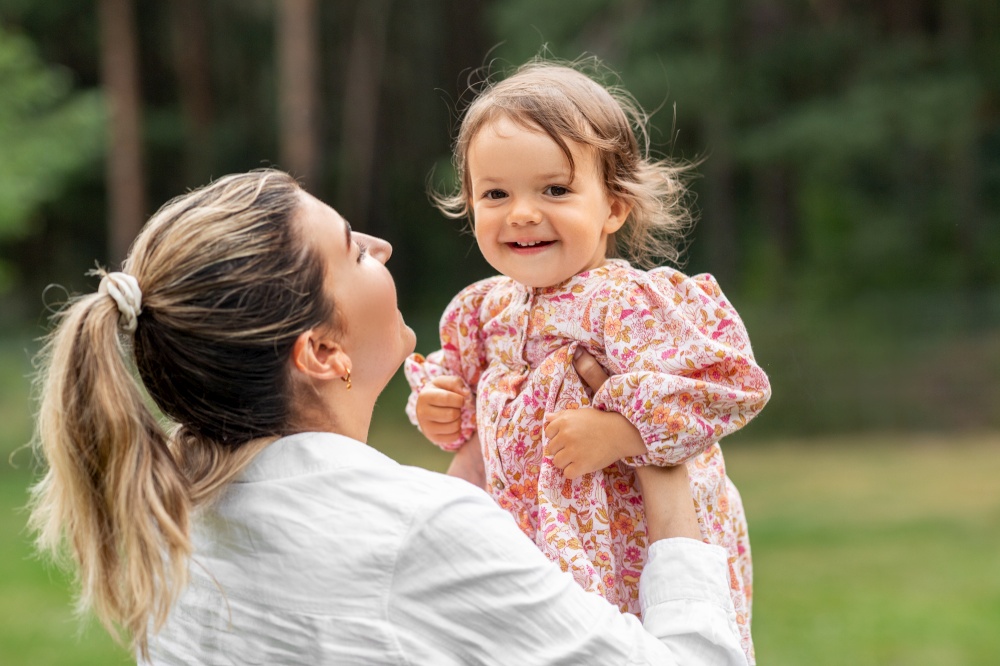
[415,376,469,448]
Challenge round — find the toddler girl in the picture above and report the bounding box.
[405,60,769,663]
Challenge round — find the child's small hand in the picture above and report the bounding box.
[544,409,647,479]
[415,375,470,447]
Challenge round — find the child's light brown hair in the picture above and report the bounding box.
[433,57,694,268]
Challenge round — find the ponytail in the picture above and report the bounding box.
[30,289,191,657]
[28,169,321,658]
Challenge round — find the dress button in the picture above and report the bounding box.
[493,477,506,490]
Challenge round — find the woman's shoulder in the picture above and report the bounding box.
[238,432,491,522]
[191,433,492,607]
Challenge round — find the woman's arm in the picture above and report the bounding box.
[445,433,486,489]
[388,483,746,665]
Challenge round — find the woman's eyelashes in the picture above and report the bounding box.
[356,241,369,263]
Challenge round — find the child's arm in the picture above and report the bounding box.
[544,407,645,479]
[404,277,502,450]
[590,271,771,466]
[543,349,645,479]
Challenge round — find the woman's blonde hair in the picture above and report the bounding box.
[29,169,332,658]
[433,58,694,269]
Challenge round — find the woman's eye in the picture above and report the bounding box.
[357,242,369,263]
[484,189,507,200]
[546,185,569,196]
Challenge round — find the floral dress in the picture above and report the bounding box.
[405,260,770,663]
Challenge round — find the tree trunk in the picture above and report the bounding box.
[277,0,320,186]
[97,0,146,265]
[169,0,214,184]
[337,0,391,227]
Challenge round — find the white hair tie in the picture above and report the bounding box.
[99,272,143,334]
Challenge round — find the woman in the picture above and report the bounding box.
[30,170,747,665]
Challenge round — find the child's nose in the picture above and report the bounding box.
[508,198,541,226]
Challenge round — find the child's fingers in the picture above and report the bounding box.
[430,375,471,396]
[419,385,466,410]
[543,413,563,445]
[421,404,462,424]
[425,424,459,439]
[423,420,461,441]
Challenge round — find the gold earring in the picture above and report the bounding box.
[341,369,352,390]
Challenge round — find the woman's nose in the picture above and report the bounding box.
[356,232,392,263]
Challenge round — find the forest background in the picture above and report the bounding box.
[0,1,997,664]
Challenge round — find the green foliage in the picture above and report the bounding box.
[0,24,104,244]
[484,0,1000,297]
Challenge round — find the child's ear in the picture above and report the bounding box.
[604,196,632,234]
[291,328,350,381]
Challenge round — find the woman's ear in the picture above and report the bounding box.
[291,328,350,381]
[604,196,632,234]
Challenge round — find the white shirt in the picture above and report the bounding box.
[144,432,747,665]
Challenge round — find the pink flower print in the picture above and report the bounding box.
[625,546,641,563]
[621,568,642,585]
[711,318,734,340]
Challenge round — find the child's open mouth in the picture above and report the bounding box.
[508,240,555,250]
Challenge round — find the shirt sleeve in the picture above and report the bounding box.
[590,269,771,466]
[388,486,748,666]
[403,277,501,451]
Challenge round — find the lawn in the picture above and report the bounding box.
[2,345,998,664]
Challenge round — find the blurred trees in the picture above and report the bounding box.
[97,0,145,263]
[488,0,999,302]
[0,21,103,290]
[0,0,996,431]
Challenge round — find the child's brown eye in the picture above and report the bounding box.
[547,186,568,196]
[485,190,507,200]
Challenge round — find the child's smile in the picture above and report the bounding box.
[467,115,630,289]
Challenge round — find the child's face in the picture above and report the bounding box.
[466,116,630,289]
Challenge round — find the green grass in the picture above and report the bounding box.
[726,434,1000,665]
[3,346,999,664]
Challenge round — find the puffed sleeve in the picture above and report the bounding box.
[404,277,503,451]
[388,482,748,666]
[590,269,770,466]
